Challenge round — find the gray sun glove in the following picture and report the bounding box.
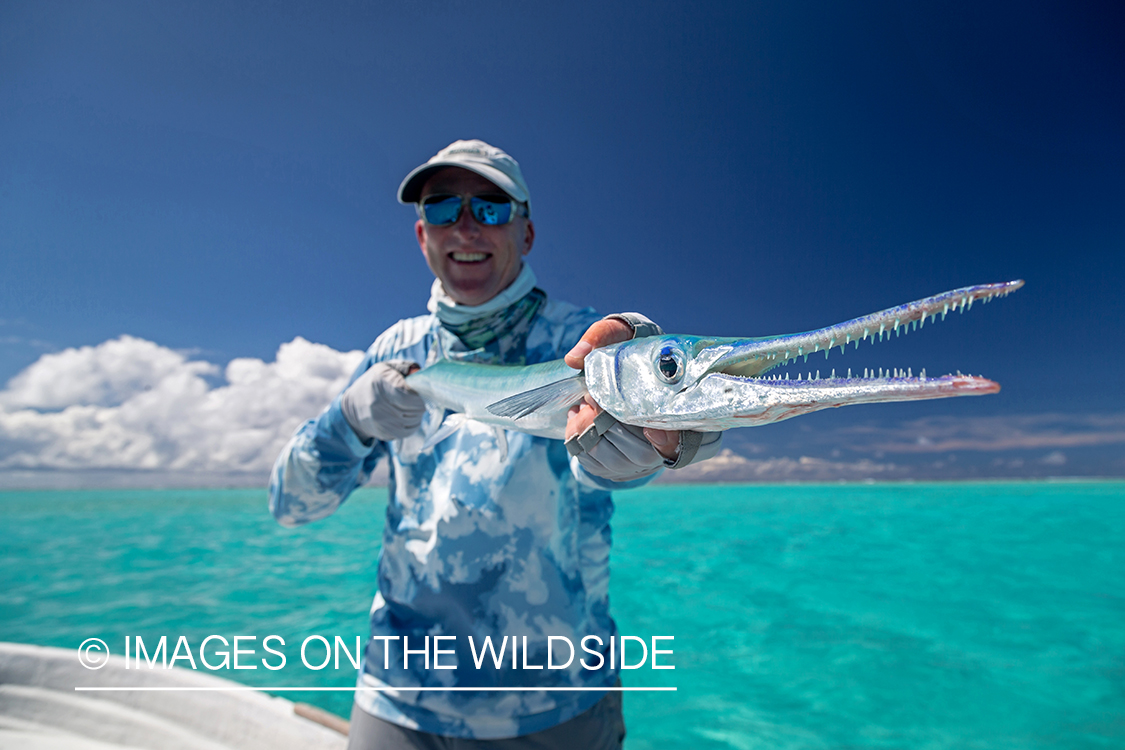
[601,312,664,339]
[340,360,425,443]
[575,421,667,482]
[570,416,725,480]
[665,429,723,469]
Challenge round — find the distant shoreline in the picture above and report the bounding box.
[1,475,1122,492]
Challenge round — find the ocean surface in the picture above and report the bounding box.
[2,482,1122,748]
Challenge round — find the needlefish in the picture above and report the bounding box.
[406,280,1023,441]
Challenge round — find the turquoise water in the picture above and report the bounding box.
[2,482,1123,748]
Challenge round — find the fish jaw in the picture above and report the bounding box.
[706,280,1023,378]
[583,340,999,431]
[600,370,999,431]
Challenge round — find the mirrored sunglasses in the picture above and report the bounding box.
[418,193,526,227]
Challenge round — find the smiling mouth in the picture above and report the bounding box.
[450,252,490,263]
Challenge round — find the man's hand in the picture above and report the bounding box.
[340,360,425,443]
[563,318,630,369]
[564,318,679,462]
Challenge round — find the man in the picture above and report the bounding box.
[269,140,720,748]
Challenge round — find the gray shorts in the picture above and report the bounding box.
[346,690,625,750]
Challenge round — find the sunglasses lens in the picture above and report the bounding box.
[421,195,462,226]
[470,196,513,226]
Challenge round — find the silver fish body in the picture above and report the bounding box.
[406,358,584,439]
[407,280,1024,438]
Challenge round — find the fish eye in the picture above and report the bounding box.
[655,345,684,383]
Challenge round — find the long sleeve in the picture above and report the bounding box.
[268,317,433,526]
[268,379,387,527]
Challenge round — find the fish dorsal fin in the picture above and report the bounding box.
[486,376,588,420]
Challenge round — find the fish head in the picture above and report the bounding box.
[583,334,788,430]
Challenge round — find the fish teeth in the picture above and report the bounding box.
[741,283,1020,372]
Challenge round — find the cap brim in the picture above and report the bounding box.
[397,161,530,205]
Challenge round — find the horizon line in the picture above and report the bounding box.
[5,475,1124,492]
[75,685,676,692]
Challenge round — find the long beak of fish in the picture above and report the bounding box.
[670,280,1022,427]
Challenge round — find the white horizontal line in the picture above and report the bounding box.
[75,686,675,692]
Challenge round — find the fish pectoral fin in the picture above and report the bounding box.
[486,376,588,420]
[421,413,468,452]
[492,426,509,462]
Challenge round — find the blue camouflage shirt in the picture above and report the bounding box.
[269,293,657,739]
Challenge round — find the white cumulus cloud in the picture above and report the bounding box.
[0,336,365,481]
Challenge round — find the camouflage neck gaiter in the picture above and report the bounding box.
[428,263,546,364]
[440,287,546,364]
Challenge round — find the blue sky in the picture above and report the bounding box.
[1,1,1123,483]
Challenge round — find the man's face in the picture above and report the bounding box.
[415,168,535,307]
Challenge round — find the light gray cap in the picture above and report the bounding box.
[397,139,531,212]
